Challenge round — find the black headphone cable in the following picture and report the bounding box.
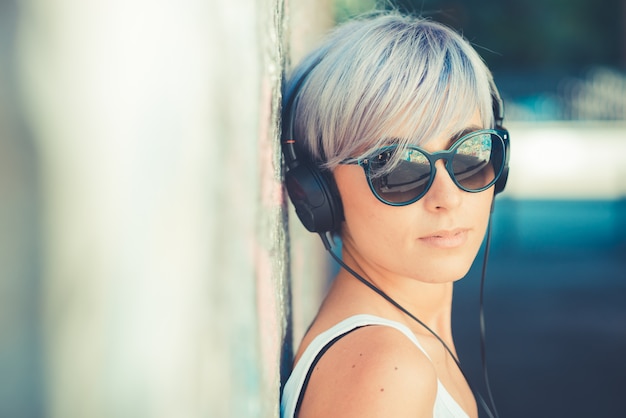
[318,226,499,418]
[479,216,500,418]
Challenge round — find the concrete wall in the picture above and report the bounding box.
[0,2,44,417]
[2,0,332,417]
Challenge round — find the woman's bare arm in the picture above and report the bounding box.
[298,325,438,418]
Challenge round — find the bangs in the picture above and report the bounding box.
[371,44,496,175]
[291,15,496,172]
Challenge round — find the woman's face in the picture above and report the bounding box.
[333,112,494,284]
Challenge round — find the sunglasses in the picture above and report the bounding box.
[341,129,508,206]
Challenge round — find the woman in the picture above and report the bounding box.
[281,12,509,418]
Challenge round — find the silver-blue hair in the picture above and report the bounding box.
[288,13,497,172]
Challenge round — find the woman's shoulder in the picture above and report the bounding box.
[296,315,438,417]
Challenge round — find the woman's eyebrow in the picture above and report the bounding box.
[381,125,483,149]
[449,125,483,145]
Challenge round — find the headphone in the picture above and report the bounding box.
[282,60,510,234]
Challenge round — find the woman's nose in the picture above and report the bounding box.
[421,160,462,211]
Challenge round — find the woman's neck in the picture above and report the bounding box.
[325,246,456,341]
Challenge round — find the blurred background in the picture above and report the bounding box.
[336,1,626,417]
[1,0,624,417]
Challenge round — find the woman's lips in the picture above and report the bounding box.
[419,228,469,248]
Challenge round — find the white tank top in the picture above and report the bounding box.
[280,314,470,418]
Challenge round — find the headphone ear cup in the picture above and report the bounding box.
[284,162,343,233]
[494,165,509,194]
[494,132,510,195]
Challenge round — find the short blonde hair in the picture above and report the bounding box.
[288,13,497,171]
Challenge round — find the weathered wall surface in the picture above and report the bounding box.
[0,0,337,416]
[7,0,332,417]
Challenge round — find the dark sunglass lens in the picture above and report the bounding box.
[452,132,500,190]
[369,148,432,203]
